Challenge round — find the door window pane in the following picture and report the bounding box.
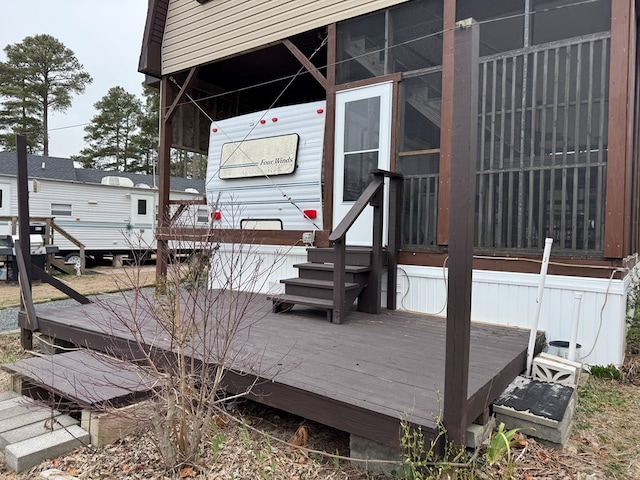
[344,97,380,152]
[138,199,147,215]
[344,152,378,201]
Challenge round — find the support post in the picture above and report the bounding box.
[156,76,174,280]
[443,18,479,447]
[16,135,33,349]
[437,0,457,245]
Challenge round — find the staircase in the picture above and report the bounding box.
[269,246,386,323]
[269,170,403,324]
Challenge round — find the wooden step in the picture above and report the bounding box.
[281,278,362,300]
[307,247,383,266]
[293,262,371,273]
[3,350,154,408]
[268,294,334,318]
[294,262,370,282]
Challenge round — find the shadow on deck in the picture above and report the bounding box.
[23,291,545,448]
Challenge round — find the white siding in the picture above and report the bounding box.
[393,265,629,368]
[162,0,410,74]
[2,178,205,254]
[206,100,325,231]
[208,244,308,294]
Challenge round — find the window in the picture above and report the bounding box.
[0,189,3,209]
[197,208,209,223]
[336,0,443,84]
[531,0,611,46]
[51,203,72,216]
[138,199,147,215]
[457,0,525,57]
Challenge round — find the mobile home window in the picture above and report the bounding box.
[138,199,147,215]
[51,203,72,216]
[0,190,3,209]
[197,209,209,223]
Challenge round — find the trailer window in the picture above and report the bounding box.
[137,199,147,215]
[197,209,209,223]
[51,203,72,216]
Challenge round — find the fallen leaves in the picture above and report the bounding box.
[289,426,308,447]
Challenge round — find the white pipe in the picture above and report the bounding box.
[526,238,553,376]
[568,292,583,362]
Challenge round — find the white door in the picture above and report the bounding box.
[130,193,155,247]
[333,82,392,245]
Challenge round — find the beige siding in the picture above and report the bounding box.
[162,0,410,74]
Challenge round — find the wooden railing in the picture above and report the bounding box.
[328,169,403,324]
[0,215,86,274]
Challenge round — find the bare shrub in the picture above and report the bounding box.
[87,201,288,469]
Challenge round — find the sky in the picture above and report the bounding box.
[0,1,149,159]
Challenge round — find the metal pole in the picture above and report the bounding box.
[526,237,553,375]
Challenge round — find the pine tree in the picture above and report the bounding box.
[130,83,159,174]
[75,86,142,171]
[0,34,92,155]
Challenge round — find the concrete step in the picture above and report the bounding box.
[0,392,89,473]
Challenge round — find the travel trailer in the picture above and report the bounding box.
[206,100,325,232]
[0,152,207,263]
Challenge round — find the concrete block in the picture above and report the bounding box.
[466,416,495,449]
[0,401,39,421]
[532,356,580,387]
[0,408,56,438]
[4,424,89,473]
[493,376,576,448]
[0,391,19,402]
[350,434,403,477]
[81,400,154,447]
[0,414,78,449]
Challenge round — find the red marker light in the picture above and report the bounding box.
[260,119,266,124]
[303,209,317,219]
[317,109,324,114]
[212,211,222,220]
[271,117,278,122]
[212,128,218,133]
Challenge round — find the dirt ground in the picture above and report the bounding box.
[0,265,157,309]
[0,267,637,479]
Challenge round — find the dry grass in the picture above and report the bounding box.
[0,265,156,309]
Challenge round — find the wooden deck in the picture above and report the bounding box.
[22,292,544,448]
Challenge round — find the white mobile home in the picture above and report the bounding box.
[0,152,207,261]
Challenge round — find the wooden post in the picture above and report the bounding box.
[443,18,479,447]
[16,135,33,350]
[323,23,337,234]
[437,0,457,245]
[604,0,633,257]
[369,181,383,315]
[332,238,346,324]
[156,76,174,280]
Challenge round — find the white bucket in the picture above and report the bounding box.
[548,340,581,360]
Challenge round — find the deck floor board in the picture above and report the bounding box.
[27,290,543,446]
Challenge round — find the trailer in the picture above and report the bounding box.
[206,100,325,232]
[0,152,207,264]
